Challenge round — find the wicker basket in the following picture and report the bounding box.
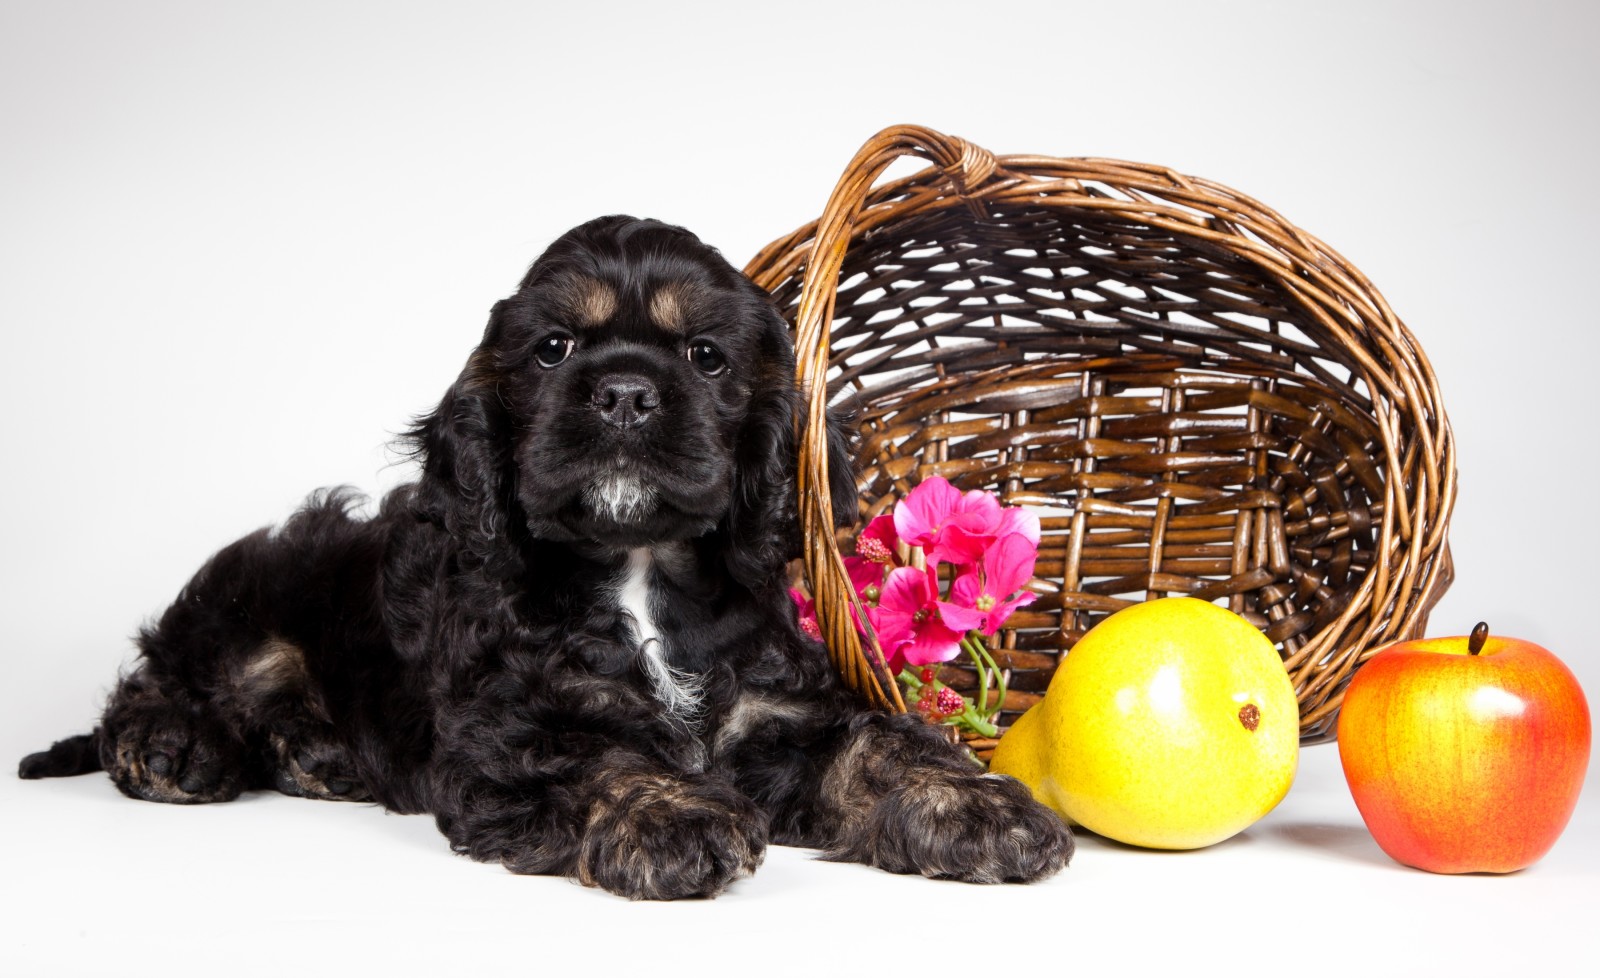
[745,125,1456,744]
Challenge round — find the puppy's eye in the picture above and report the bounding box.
[535,335,574,368]
[687,341,726,376]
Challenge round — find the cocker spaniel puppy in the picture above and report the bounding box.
[19,216,1072,899]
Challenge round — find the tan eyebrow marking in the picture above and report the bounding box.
[551,275,617,328]
[648,282,697,334]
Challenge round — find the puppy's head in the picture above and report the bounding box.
[415,216,854,581]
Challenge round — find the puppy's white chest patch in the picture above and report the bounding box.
[617,548,703,723]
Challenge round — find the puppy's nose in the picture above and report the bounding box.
[593,374,660,428]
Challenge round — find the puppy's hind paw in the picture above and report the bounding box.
[572,772,769,900]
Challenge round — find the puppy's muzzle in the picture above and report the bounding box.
[593,373,660,429]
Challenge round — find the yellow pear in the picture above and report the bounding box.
[991,597,1299,849]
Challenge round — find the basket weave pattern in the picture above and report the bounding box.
[745,125,1455,743]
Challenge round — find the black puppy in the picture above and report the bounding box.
[20,216,1072,899]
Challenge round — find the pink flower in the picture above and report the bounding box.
[842,556,889,638]
[996,506,1043,548]
[934,686,966,717]
[915,681,968,720]
[857,514,900,565]
[789,588,823,641]
[844,555,886,600]
[894,477,1042,566]
[950,533,1039,635]
[868,565,985,671]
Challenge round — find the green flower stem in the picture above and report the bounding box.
[898,667,923,695]
[962,636,993,720]
[960,702,999,738]
[961,634,1008,722]
[986,640,1009,719]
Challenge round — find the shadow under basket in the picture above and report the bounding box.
[745,124,1456,744]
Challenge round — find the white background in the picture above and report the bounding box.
[3,1,1596,975]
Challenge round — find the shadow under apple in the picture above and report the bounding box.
[1267,821,1401,870]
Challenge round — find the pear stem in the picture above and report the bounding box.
[1469,622,1489,655]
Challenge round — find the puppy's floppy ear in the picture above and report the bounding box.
[404,301,518,560]
[821,404,860,531]
[722,309,859,586]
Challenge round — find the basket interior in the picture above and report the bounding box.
[770,202,1392,730]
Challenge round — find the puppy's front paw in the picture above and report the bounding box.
[576,773,769,900]
[268,732,371,802]
[102,703,245,804]
[850,770,1073,884]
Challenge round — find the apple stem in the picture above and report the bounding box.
[1469,622,1489,655]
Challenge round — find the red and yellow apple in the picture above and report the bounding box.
[1337,623,1590,874]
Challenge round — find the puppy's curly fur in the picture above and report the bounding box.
[19,216,1072,899]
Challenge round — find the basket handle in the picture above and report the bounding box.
[792,125,1005,712]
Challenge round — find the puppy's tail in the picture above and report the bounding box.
[18,730,104,779]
